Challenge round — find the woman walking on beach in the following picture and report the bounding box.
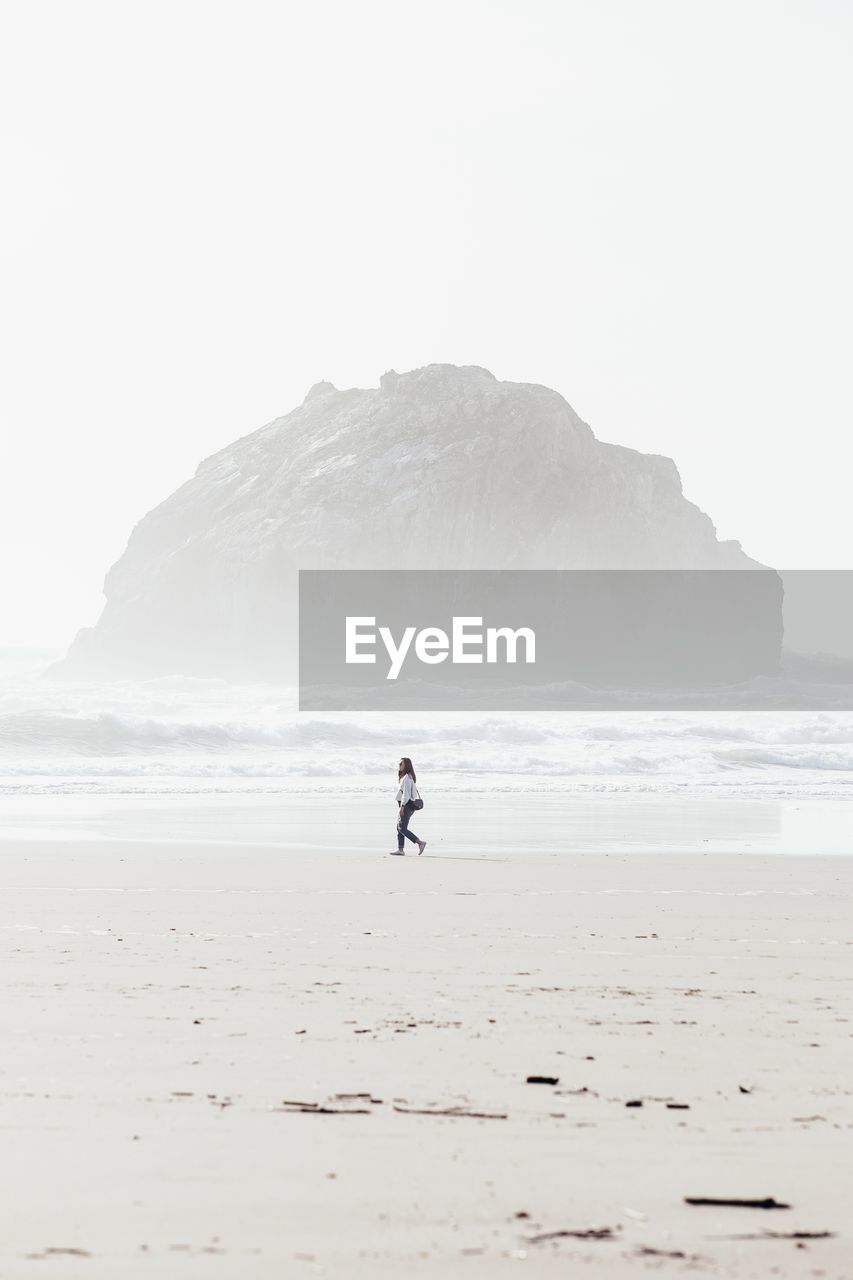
[392,757,426,856]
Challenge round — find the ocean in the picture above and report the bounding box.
[2,650,853,796]
[2,649,852,853]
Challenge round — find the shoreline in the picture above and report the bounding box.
[2,791,853,857]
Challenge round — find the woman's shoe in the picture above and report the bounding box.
[389,849,405,856]
[417,840,427,855]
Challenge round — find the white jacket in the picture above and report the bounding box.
[396,774,419,805]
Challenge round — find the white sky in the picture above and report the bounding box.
[1,0,851,646]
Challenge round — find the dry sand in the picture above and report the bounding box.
[2,840,851,1277]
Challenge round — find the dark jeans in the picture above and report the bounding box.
[397,801,421,851]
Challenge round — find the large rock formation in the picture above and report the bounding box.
[56,364,765,679]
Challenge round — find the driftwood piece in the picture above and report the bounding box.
[392,1103,507,1120]
[276,1100,372,1115]
[528,1226,619,1244]
[712,1231,834,1241]
[685,1196,790,1210]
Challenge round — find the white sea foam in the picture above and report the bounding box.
[2,660,853,797]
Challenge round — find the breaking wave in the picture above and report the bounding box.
[1,682,853,796]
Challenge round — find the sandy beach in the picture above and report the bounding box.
[3,819,851,1277]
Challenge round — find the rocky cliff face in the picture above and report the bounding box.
[56,364,763,678]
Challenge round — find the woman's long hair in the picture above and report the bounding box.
[398,757,416,783]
